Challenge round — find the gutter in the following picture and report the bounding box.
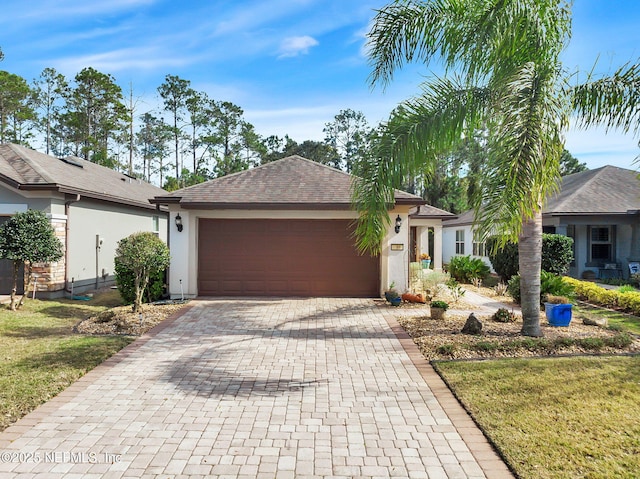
[64,194,80,294]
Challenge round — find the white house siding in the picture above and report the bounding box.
[442,223,495,273]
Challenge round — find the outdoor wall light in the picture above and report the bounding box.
[394,214,402,234]
[175,213,183,232]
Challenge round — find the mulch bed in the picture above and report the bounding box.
[75,302,188,336]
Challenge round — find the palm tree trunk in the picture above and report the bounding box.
[519,211,543,336]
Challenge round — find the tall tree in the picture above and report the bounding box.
[323,109,372,172]
[559,148,587,176]
[0,71,34,144]
[63,67,126,166]
[136,112,172,185]
[355,0,640,337]
[158,75,191,178]
[32,68,68,154]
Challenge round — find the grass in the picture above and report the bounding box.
[435,356,640,479]
[0,291,133,431]
[574,303,640,335]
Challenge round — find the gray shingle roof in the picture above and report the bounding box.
[545,165,640,215]
[443,165,640,227]
[0,143,166,210]
[409,204,456,219]
[152,155,424,209]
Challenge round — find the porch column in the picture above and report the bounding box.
[418,227,430,259]
[629,220,640,260]
[433,224,443,272]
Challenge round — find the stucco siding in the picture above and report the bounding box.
[67,200,168,291]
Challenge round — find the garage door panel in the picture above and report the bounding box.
[198,219,379,297]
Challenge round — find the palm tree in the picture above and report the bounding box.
[353,0,640,336]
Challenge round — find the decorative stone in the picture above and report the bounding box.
[461,313,483,335]
[583,317,608,328]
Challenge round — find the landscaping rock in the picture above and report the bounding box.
[461,313,483,335]
[583,316,608,328]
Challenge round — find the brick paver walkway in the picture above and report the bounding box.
[0,298,512,478]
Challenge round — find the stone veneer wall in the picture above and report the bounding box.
[30,217,66,294]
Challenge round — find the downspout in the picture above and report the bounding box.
[64,194,80,294]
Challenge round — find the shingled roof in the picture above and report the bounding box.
[151,155,424,209]
[545,165,640,215]
[0,143,166,210]
[409,204,456,219]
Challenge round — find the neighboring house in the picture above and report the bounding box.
[443,165,640,280]
[0,143,168,297]
[441,209,495,272]
[151,155,452,298]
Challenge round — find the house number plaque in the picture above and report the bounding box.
[390,244,404,251]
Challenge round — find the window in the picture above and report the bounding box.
[152,216,160,236]
[589,226,614,263]
[473,241,486,257]
[455,229,465,255]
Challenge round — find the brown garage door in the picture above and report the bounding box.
[198,219,379,297]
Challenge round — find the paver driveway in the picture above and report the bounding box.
[0,298,512,478]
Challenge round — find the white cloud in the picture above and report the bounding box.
[53,47,190,75]
[277,36,319,58]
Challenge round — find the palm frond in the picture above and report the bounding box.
[572,61,640,135]
[477,60,566,243]
[352,75,490,254]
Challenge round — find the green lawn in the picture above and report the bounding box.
[575,303,640,335]
[0,292,133,431]
[435,356,640,479]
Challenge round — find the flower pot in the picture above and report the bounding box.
[431,307,446,320]
[421,259,431,269]
[389,297,402,307]
[384,291,399,302]
[545,303,573,327]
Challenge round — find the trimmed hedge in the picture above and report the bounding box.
[488,234,574,281]
[563,277,640,316]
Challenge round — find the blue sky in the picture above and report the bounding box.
[1,0,639,170]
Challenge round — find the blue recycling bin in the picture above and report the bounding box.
[545,303,573,327]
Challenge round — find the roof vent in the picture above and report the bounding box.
[58,156,84,168]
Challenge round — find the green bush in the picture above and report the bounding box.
[114,232,170,311]
[114,262,165,305]
[448,255,490,283]
[491,307,517,323]
[507,272,575,304]
[488,234,574,281]
[541,234,574,276]
[564,276,640,315]
[487,237,519,281]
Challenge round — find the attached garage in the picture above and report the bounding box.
[198,218,379,297]
[152,155,428,299]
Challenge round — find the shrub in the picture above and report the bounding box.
[494,282,508,296]
[487,237,519,281]
[491,308,517,323]
[436,344,456,355]
[541,234,574,276]
[0,209,64,310]
[507,272,574,304]
[115,232,170,312]
[430,300,449,310]
[487,234,574,281]
[115,264,165,305]
[448,255,490,283]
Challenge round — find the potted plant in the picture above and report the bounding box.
[430,300,449,320]
[544,295,573,327]
[420,253,431,269]
[384,282,401,306]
